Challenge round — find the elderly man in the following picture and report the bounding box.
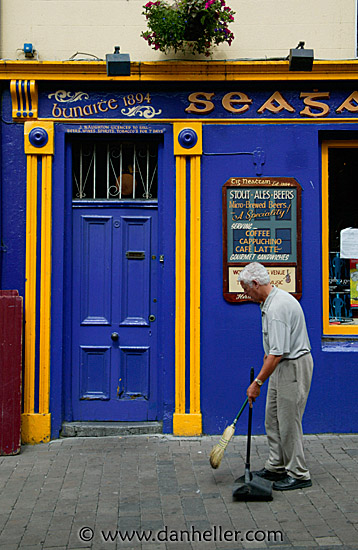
[238,262,313,491]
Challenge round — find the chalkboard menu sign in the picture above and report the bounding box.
[223,177,302,303]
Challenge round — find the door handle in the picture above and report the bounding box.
[111,332,119,341]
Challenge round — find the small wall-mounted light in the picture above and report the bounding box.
[106,46,131,76]
[16,43,39,60]
[289,41,314,71]
[24,43,35,58]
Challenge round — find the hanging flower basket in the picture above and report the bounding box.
[141,0,235,57]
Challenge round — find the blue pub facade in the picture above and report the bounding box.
[1,60,358,443]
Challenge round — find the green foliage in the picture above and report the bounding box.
[141,0,235,57]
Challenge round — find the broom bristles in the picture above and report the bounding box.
[209,424,236,469]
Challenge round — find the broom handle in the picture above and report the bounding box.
[245,368,255,475]
[232,397,249,426]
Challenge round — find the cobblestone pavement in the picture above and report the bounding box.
[1,434,358,549]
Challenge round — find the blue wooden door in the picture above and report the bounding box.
[71,206,158,421]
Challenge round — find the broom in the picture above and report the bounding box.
[209,398,248,469]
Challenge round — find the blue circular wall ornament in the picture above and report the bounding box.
[178,128,198,149]
[29,127,49,148]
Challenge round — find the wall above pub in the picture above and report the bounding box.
[1,0,356,63]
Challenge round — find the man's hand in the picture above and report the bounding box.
[246,354,282,407]
[247,381,260,407]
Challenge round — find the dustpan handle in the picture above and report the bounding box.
[245,367,255,472]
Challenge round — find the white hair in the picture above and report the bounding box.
[238,262,270,287]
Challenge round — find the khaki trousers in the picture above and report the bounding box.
[264,353,313,480]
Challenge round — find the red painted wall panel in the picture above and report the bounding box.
[0,291,23,455]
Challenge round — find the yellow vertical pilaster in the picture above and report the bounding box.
[22,121,54,444]
[174,156,187,419]
[173,123,202,436]
[190,155,201,418]
[39,155,53,414]
[23,155,38,415]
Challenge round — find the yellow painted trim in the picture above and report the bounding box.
[24,121,54,155]
[10,80,19,118]
[173,124,203,435]
[23,124,54,443]
[37,116,358,126]
[322,140,358,335]
[29,80,38,118]
[173,122,202,156]
[2,60,358,82]
[190,155,201,420]
[10,79,38,119]
[24,154,38,414]
[175,155,187,416]
[39,155,52,414]
[172,413,202,436]
[322,142,330,334]
[21,413,51,444]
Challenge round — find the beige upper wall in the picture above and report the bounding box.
[1,0,356,62]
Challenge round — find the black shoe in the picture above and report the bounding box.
[273,475,312,491]
[253,468,287,482]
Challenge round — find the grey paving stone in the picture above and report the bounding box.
[0,434,358,549]
[315,536,343,546]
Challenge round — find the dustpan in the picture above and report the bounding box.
[232,368,273,502]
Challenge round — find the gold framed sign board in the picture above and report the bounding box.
[223,177,302,303]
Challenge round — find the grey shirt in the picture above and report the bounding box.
[260,286,311,359]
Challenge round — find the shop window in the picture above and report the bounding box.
[322,141,358,334]
[72,138,158,200]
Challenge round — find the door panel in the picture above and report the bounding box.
[80,216,112,325]
[120,216,151,326]
[72,206,158,421]
[119,346,150,400]
[79,346,111,400]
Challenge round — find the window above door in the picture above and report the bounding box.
[72,138,158,201]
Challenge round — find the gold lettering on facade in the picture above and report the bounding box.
[299,92,330,117]
[336,91,358,113]
[108,98,118,110]
[52,103,62,118]
[62,108,73,118]
[48,90,358,120]
[50,99,117,118]
[257,91,295,114]
[83,105,94,115]
[72,106,83,117]
[185,92,215,114]
[97,100,109,113]
[222,92,252,113]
